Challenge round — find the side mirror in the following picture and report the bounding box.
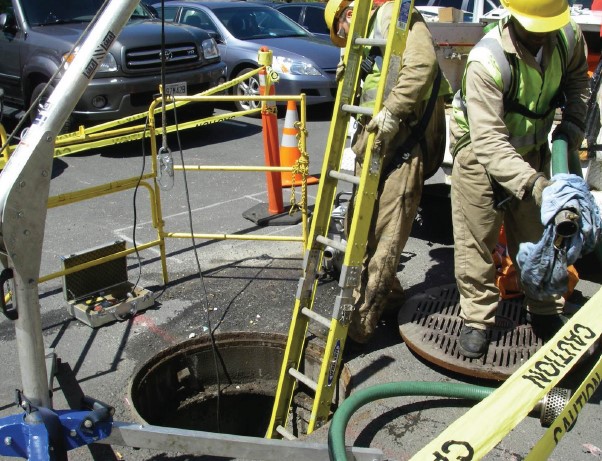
[207,31,223,44]
[146,5,159,17]
[0,12,18,34]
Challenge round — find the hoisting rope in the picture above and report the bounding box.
[157,0,174,191]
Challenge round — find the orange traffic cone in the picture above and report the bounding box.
[280,100,319,187]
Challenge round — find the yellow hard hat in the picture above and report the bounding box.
[500,0,570,33]
[324,0,352,47]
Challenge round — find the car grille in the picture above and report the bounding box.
[125,43,200,71]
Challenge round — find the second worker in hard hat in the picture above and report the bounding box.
[450,0,590,358]
[324,0,451,345]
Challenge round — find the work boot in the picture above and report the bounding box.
[458,325,488,359]
[527,313,569,342]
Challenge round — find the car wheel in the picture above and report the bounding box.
[234,67,261,115]
[29,82,75,133]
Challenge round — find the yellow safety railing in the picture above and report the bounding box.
[1,57,313,302]
[148,93,309,250]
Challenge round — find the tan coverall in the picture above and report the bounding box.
[450,20,590,329]
[347,4,450,343]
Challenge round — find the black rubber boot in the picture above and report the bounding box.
[527,313,569,342]
[458,325,488,359]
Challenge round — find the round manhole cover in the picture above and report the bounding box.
[398,284,543,380]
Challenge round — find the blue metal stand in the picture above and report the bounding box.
[0,395,113,460]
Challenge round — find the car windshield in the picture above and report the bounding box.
[213,6,309,40]
[21,0,152,26]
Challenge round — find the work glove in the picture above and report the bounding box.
[336,60,345,83]
[552,119,585,153]
[360,55,375,76]
[527,173,552,208]
[365,106,400,144]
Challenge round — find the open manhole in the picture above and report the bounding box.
[130,332,325,437]
[398,284,581,381]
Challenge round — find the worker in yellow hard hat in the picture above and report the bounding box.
[324,0,452,346]
[449,0,590,358]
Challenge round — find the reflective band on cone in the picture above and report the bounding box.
[280,100,318,188]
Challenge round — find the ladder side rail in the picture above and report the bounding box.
[308,0,415,433]
[265,0,375,439]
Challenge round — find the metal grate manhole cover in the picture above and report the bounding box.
[398,284,543,380]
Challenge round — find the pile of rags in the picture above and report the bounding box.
[517,173,602,300]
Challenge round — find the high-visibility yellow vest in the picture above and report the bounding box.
[452,18,578,156]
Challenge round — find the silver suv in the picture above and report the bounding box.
[0,0,227,130]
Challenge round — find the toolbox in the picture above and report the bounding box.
[61,240,154,328]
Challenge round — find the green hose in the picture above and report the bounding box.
[327,381,494,461]
[551,136,583,177]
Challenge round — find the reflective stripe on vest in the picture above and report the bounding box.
[452,19,577,156]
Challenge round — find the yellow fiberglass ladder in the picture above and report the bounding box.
[266,0,414,439]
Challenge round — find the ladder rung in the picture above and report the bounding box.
[275,425,297,440]
[354,37,387,47]
[329,170,360,185]
[288,368,318,392]
[341,104,373,116]
[316,235,347,253]
[301,307,331,328]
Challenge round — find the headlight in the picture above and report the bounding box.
[63,49,118,73]
[272,56,321,76]
[201,38,220,59]
[99,53,118,72]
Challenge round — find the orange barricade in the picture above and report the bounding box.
[259,64,284,214]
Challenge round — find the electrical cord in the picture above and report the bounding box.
[157,0,221,432]
[171,99,222,433]
[129,116,150,295]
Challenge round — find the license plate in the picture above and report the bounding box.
[164,82,188,96]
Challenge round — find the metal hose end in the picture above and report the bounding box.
[554,208,580,238]
[322,246,336,273]
[534,387,572,428]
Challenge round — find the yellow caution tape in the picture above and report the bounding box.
[410,287,602,461]
[1,67,265,166]
[526,354,602,460]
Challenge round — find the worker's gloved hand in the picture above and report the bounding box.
[528,173,552,208]
[336,60,345,83]
[552,119,585,152]
[365,106,400,143]
[360,55,375,75]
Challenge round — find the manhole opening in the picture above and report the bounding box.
[130,332,323,437]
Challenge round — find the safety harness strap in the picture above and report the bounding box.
[383,66,443,179]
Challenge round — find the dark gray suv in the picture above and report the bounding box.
[0,0,227,129]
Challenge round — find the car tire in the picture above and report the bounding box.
[29,82,75,134]
[233,67,261,116]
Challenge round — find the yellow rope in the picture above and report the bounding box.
[288,120,309,215]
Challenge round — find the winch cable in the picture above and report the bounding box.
[171,99,222,433]
[156,1,222,432]
[159,1,168,158]
[0,0,112,153]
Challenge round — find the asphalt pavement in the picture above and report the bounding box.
[0,104,600,461]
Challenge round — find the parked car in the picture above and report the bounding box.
[272,2,330,41]
[152,1,339,112]
[0,0,227,131]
